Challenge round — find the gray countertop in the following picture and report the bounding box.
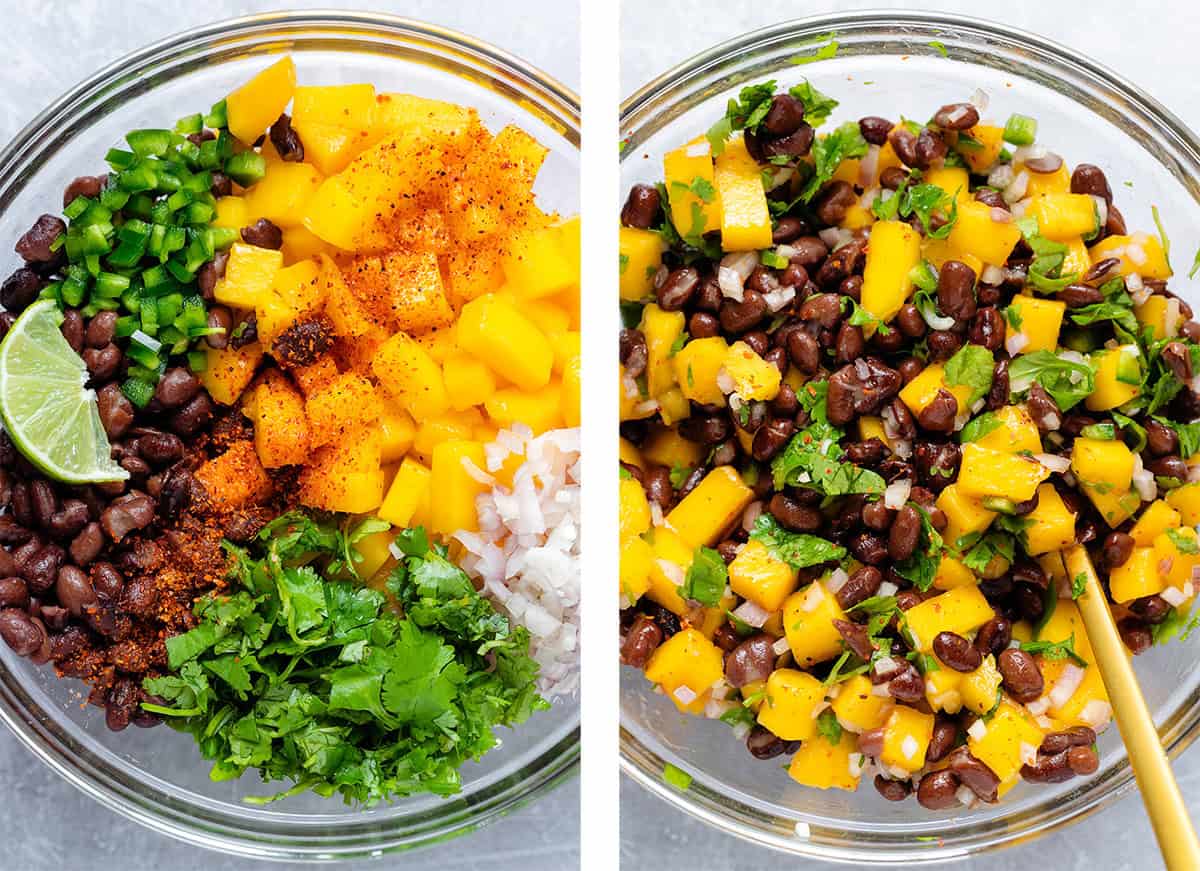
[0,2,578,869]
[620,1,1199,869]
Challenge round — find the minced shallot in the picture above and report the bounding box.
[454,425,580,698]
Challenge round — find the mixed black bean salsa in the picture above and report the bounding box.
[618,77,1200,809]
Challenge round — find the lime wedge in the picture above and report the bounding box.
[0,300,128,484]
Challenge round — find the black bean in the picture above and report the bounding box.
[927,718,959,764]
[68,522,104,567]
[934,631,984,672]
[268,113,305,162]
[241,218,283,250]
[772,217,807,244]
[916,770,961,810]
[1130,594,1171,624]
[47,499,88,540]
[62,175,105,207]
[888,505,922,561]
[762,94,806,137]
[751,419,794,461]
[968,306,1004,351]
[974,616,1012,656]
[196,250,229,301]
[917,388,958,433]
[814,239,865,288]
[1101,531,1135,569]
[813,180,856,226]
[137,431,185,467]
[1070,164,1112,204]
[15,214,66,263]
[1161,341,1193,383]
[55,565,97,617]
[986,360,1010,411]
[82,310,118,349]
[1119,618,1153,655]
[746,725,787,760]
[620,615,662,668]
[719,289,768,333]
[205,306,232,349]
[725,634,776,687]
[926,329,962,361]
[849,532,888,565]
[168,393,213,437]
[770,384,799,418]
[712,622,741,653]
[914,128,949,168]
[1025,383,1062,433]
[889,127,920,167]
[60,309,84,353]
[30,480,57,528]
[1040,726,1097,755]
[1024,153,1064,174]
[1059,284,1103,308]
[997,648,1044,702]
[874,775,911,802]
[861,500,892,532]
[1021,750,1075,783]
[1083,257,1121,285]
[1144,420,1179,456]
[82,344,122,382]
[99,492,155,543]
[1106,204,1127,236]
[895,304,925,338]
[679,414,730,445]
[933,102,980,131]
[0,608,44,656]
[0,268,43,312]
[767,493,821,532]
[760,125,815,159]
[789,236,829,267]
[833,618,874,661]
[96,383,135,440]
[835,565,882,610]
[0,577,28,609]
[946,746,1000,802]
[1067,745,1099,775]
[888,662,925,703]
[1147,454,1188,484]
[642,465,673,507]
[21,545,63,595]
[859,116,892,145]
[880,166,909,190]
[742,330,769,356]
[786,330,821,374]
[975,188,1007,210]
[857,728,885,758]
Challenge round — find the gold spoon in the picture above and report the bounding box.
[1064,545,1200,870]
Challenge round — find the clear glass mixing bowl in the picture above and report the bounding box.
[0,11,579,861]
[619,10,1200,863]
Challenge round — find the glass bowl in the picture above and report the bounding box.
[0,11,578,862]
[620,10,1200,864]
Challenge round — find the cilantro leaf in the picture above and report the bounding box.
[788,80,838,128]
[1189,246,1200,280]
[959,411,1003,443]
[770,422,887,496]
[706,81,777,156]
[1071,572,1087,599]
[680,546,728,607]
[943,344,995,405]
[1020,633,1089,668]
[749,514,847,569]
[1007,350,1096,411]
[800,122,868,202]
[816,708,843,745]
[893,506,944,592]
[1167,528,1200,555]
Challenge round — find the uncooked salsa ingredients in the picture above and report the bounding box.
[619,77,1195,809]
[0,55,579,804]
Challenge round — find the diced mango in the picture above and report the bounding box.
[378,457,431,527]
[304,373,379,448]
[924,166,970,199]
[1153,528,1200,591]
[862,220,921,324]
[880,706,935,773]
[251,369,309,468]
[1005,294,1065,354]
[1072,436,1137,524]
[1021,162,1072,198]
[371,332,450,418]
[411,413,478,463]
[620,535,654,602]
[960,655,1004,715]
[243,162,323,229]
[619,227,665,301]
[899,362,972,418]
[723,341,781,401]
[857,416,892,449]
[713,135,771,251]
[665,466,753,548]
[644,627,724,714]
[1026,193,1100,241]
[199,342,263,405]
[1131,500,1182,546]
[663,137,720,236]
[378,408,416,463]
[787,732,860,791]
[620,477,653,541]
[256,258,323,346]
[783,582,847,667]
[298,426,385,513]
[975,405,1043,454]
[303,177,370,250]
[957,443,1050,503]
[225,57,297,145]
[292,122,367,176]
[440,353,497,412]
[646,527,693,616]
[959,125,1004,173]
[642,426,706,472]
[504,222,579,300]
[429,440,487,535]
[937,483,997,552]
[933,555,976,591]
[293,83,376,131]
[831,674,892,733]
[925,667,964,714]
[1109,545,1163,603]
[904,584,994,651]
[352,529,395,580]
[213,196,248,231]
[562,354,582,429]
[968,701,1044,783]
[756,669,825,742]
[1023,483,1077,555]
[1167,483,1200,526]
[215,243,283,309]
[1133,294,1174,341]
[673,336,729,406]
[729,539,798,612]
[1088,232,1172,280]
[640,303,686,399]
[948,200,1022,266]
[457,294,553,391]
[1061,236,1091,279]
[1085,345,1142,411]
[483,384,564,434]
[342,251,453,335]
[195,440,272,511]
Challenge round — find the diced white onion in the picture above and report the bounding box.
[656,559,684,586]
[731,721,752,740]
[1162,585,1188,607]
[716,369,735,394]
[799,582,825,612]
[848,752,865,778]
[1048,663,1086,710]
[873,656,898,676]
[685,140,710,158]
[1126,272,1145,292]
[762,286,797,313]
[718,266,745,302]
[1006,332,1030,356]
[649,501,664,527]
[741,500,763,533]
[1020,741,1040,767]
[969,88,990,112]
[878,581,899,598]
[1034,453,1071,474]
[859,146,881,189]
[990,207,1012,223]
[892,438,913,460]
[956,785,977,807]
[825,567,850,594]
[967,719,988,741]
[884,479,912,510]
[1091,195,1109,230]
[819,227,844,248]
[1013,144,1048,164]
[945,104,972,127]
[773,637,791,656]
[1080,700,1113,730]
[1026,696,1051,716]
[987,164,1015,190]
[704,697,735,718]
[633,399,660,416]
[732,599,770,628]
[871,683,893,697]
[1165,297,1182,339]
[1003,170,1030,204]
[673,685,698,705]
[622,372,641,400]
[1132,454,1158,502]
[1010,198,1030,219]
[1127,243,1148,266]
[981,264,1005,286]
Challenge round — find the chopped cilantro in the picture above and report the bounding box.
[1152,205,1171,269]
[1071,572,1087,599]
[706,80,777,156]
[928,40,948,57]
[619,252,629,274]
[668,463,692,489]
[892,505,944,592]
[943,344,995,405]
[663,763,693,791]
[800,122,869,202]
[1020,633,1089,668]
[1007,350,1096,411]
[679,546,728,607]
[959,411,1003,443]
[816,708,843,744]
[667,331,688,357]
[1167,528,1200,555]
[791,37,840,66]
[749,514,847,569]
[1190,246,1200,279]
[788,80,838,128]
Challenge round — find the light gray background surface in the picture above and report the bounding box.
[620,2,1200,870]
[0,2,578,870]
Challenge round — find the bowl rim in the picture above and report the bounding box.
[619,9,1200,864]
[0,9,579,862]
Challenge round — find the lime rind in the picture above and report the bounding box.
[0,300,129,484]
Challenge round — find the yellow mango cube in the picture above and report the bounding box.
[960,655,1004,715]
[933,555,976,591]
[352,529,395,580]
[1109,545,1163,603]
[757,669,825,742]
[1026,193,1100,241]
[1085,345,1142,411]
[723,341,781,401]
[411,414,478,463]
[298,426,385,514]
[304,373,379,448]
[948,200,1023,265]
[925,667,964,714]
[251,368,309,468]
[620,535,654,603]
[975,404,1043,454]
[646,528,692,616]
[673,336,729,406]
[213,196,248,231]
[862,220,921,324]
[1131,500,1182,546]
[641,303,687,398]
[924,166,970,199]
[831,674,892,733]
[562,355,581,428]
[1023,483,1077,555]
[1167,483,1200,526]
[243,162,323,229]
[663,137,721,236]
[457,294,553,391]
[644,627,724,714]
[857,415,892,449]
[483,384,564,434]
[1021,162,1072,199]
[788,731,861,792]
[729,539,798,612]
[429,440,487,535]
[1005,294,1065,354]
[665,466,753,548]
[442,353,496,411]
[904,584,994,651]
[371,332,450,419]
[225,57,296,145]
[899,362,971,418]
[1061,236,1091,279]
[937,484,997,552]
[292,83,377,131]
[1153,528,1200,591]
[713,135,771,251]
[880,706,935,772]
[620,477,652,541]
[1133,295,1173,341]
[642,426,706,471]
[959,125,1005,173]
[377,458,431,527]
[1088,232,1172,280]
[378,408,416,463]
[783,582,847,667]
[957,443,1050,503]
[968,701,1044,783]
[199,342,263,405]
[215,243,283,309]
[195,441,272,510]
[504,223,578,300]
[1072,436,1135,513]
[619,226,665,301]
[303,177,370,250]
